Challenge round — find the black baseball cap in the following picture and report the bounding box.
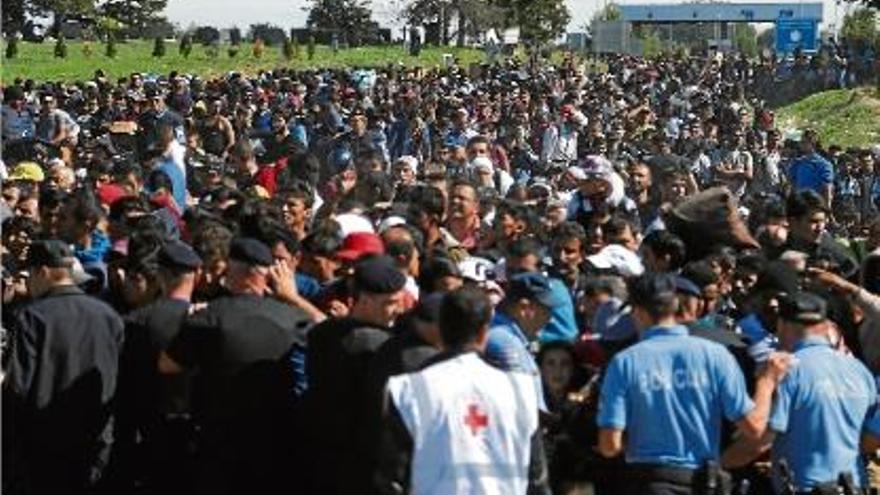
[26,240,75,269]
[779,291,827,324]
[229,237,273,267]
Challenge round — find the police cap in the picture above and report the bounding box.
[673,276,702,298]
[353,255,406,294]
[229,237,274,267]
[506,272,566,309]
[26,240,74,269]
[158,241,203,271]
[629,272,678,307]
[779,291,827,324]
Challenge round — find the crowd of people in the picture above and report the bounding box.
[2,48,880,495]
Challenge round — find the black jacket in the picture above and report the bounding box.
[4,285,124,493]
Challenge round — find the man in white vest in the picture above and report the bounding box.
[375,287,550,495]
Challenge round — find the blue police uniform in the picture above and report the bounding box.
[768,336,877,492]
[597,324,754,469]
[485,312,546,410]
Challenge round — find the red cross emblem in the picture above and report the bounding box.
[464,403,489,435]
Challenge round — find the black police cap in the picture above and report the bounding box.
[779,291,827,324]
[353,255,406,295]
[229,237,274,267]
[158,241,203,271]
[629,272,678,307]
[26,240,74,269]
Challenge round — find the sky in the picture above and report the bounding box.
[165,0,852,35]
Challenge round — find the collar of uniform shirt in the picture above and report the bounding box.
[793,335,832,352]
[640,324,689,340]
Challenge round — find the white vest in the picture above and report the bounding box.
[386,352,539,495]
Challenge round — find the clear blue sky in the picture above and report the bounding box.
[164,0,850,35]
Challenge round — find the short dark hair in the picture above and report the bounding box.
[786,190,828,219]
[551,221,587,246]
[439,287,493,348]
[642,230,687,271]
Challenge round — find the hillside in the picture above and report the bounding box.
[776,87,880,148]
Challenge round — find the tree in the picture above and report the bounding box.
[152,35,165,57]
[179,33,193,58]
[98,0,168,37]
[593,2,621,22]
[248,23,287,46]
[230,26,242,46]
[307,0,374,46]
[29,0,96,36]
[732,23,758,57]
[841,8,878,48]
[844,0,880,10]
[193,25,220,45]
[494,0,570,44]
[3,0,28,36]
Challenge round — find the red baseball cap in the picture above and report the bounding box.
[336,232,385,262]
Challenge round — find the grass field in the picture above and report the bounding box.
[1,40,485,82]
[776,87,880,148]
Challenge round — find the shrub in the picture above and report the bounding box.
[253,38,265,59]
[82,40,94,57]
[152,36,165,57]
[283,38,295,61]
[105,34,117,58]
[307,35,315,60]
[228,46,239,58]
[5,37,18,59]
[180,34,192,58]
[54,35,68,58]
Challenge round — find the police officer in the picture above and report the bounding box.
[159,237,311,495]
[485,272,567,400]
[376,287,550,494]
[117,240,202,493]
[306,255,408,494]
[722,291,879,494]
[4,240,125,495]
[596,273,788,495]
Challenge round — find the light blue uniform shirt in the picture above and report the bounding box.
[485,312,546,411]
[769,337,877,492]
[597,325,754,469]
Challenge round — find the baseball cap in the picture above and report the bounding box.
[587,245,645,278]
[471,156,494,174]
[778,291,827,324]
[506,272,566,309]
[229,237,273,267]
[26,240,74,268]
[336,232,385,263]
[353,255,406,294]
[8,162,45,183]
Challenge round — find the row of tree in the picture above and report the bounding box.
[307,0,570,46]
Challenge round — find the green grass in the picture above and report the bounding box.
[776,87,880,149]
[2,40,485,82]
